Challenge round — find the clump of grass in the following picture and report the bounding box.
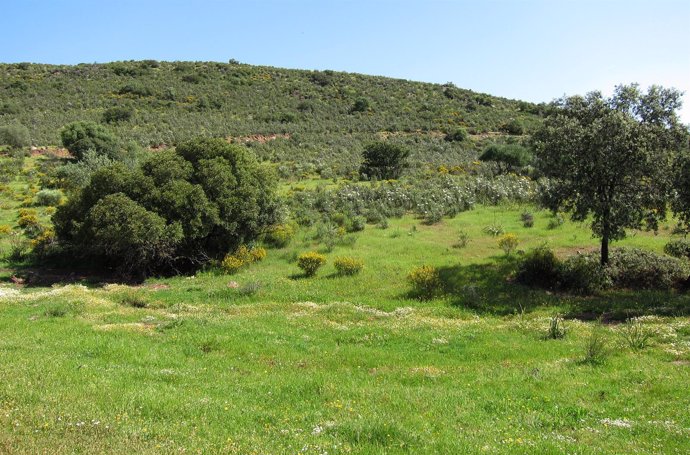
[120,293,149,308]
[452,230,469,249]
[238,281,262,296]
[545,314,566,339]
[618,318,657,351]
[483,224,504,237]
[583,323,608,365]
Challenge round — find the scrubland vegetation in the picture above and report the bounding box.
[1,61,690,454]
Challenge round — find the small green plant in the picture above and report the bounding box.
[120,294,149,308]
[618,318,656,351]
[334,257,364,276]
[521,211,534,228]
[583,323,608,365]
[238,281,262,296]
[498,233,518,255]
[545,315,566,339]
[547,213,565,230]
[297,251,326,276]
[407,265,442,299]
[452,230,469,249]
[483,224,504,237]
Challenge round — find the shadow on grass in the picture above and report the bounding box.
[431,256,690,320]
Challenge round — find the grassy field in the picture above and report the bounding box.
[1,156,690,454]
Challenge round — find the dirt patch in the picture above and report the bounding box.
[227,133,291,144]
[29,147,72,158]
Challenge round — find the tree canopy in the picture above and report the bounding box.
[532,84,688,264]
[359,142,410,180]
[53,138,281,276]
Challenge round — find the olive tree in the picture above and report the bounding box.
[532,84,688,264]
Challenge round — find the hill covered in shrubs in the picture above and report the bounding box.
[0,60,544,177]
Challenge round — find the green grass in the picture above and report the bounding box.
[1,191,690,453]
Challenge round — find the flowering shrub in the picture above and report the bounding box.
[498,233,518,255]
[334,257,364,276]
[264,223,295,248]
[297,252,326,276]
[222,245,267,274]
[407,265,441,299]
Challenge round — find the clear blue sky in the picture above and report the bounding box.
[3,0,689,122]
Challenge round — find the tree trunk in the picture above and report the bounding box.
[601,208,610,265]
[601,232,609,265]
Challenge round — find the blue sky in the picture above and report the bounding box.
[3,0,689,122]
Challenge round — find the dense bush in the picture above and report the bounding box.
[53,138,281,275]
[500,119,525,135]
[560,254,610,295]
[264,223,296,248]
[515,245,561,289]
[606,248,688,290]
[444,128,468,142]
[297,251,326,276]
[360,142,410,180]
[34,189,63,206]
[102,106,134,124]
[0,124,31,149]
[407,265,441,299]
[334,257,364,276]
[664,239,690,259]
[479,144,532,172]
[60,121,121,160]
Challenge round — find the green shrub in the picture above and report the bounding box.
[60,121,121,160]
[664,239,690,259]
[560,254,610,294]
[53,138,281,276]
[479,144,532,171]
[351,97,370,113]
[520,211,534,228]
[407,265,441,299]
[0,124,31,149]
[334,257,364,276]
[516,245,561,289]
[297,251,326,276]
[34,189,63,206]
[500,119,525,135]
[606,248,688,290]
[444,128,468,142]
[102,106,134,123]
[346,216,366,233]
[360,142,409,180]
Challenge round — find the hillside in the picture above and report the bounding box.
[0,61,544,176]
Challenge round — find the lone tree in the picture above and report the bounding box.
[360,142,409,180]
[532,84,688,264]
[60,121,121,160]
